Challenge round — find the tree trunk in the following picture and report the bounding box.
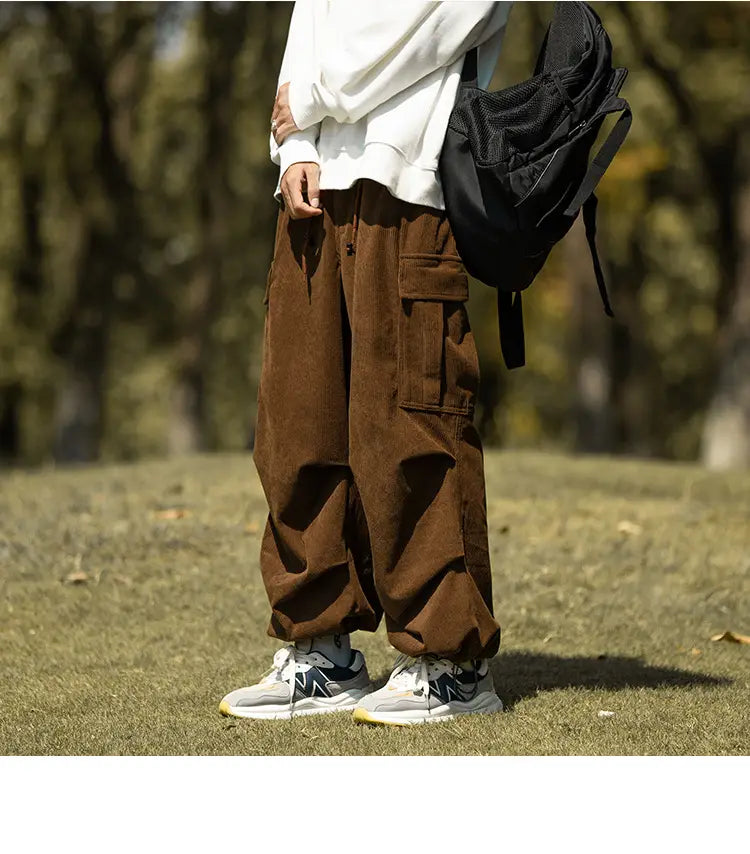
[0,384,22,463]
[53,366,104,463]
[52,229,112,463]
[610,220,660,456]
[168,2,248,455]
[701,150,750,470]
[46,5,153,463]
[168,267,211,455]
[566,216,615,453]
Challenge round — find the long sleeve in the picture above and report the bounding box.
[270,1,321,176]
[288,1,512,130]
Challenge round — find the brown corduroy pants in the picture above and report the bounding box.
[254,178,501,662]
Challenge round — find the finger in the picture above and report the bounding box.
[287,174,322,219]
[287,174,306,217]
[273,84,287,114]
[275,119,295,145]
[305,165,320,209]
[281,180,293,215]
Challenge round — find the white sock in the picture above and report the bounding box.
[295,634,352,667]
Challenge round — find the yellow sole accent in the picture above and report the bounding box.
[218,700,231,717]
[352,707,411,727]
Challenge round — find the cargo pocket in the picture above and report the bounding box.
[397,253,478,415]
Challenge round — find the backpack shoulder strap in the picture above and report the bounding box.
[562,97,631,324]
[564,97,632,217]
[497,290,526,369]
[461,46,479,88]
[582,194,614,318]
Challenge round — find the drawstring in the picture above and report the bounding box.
[550,70,576,113]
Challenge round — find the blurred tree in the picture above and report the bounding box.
[703,147,750,469]
[44,2,156,461]
[1,6,42,460]
[0,1,748,470]
[167,1,251,454]
[617,1,750,467]
[566,216,614,453]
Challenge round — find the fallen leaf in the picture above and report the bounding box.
[64,571,89,585]
[710,631,750,645]
[153,508,192,520]
[690,648,702,656]
[598,710,615,719]
[617,520,642,536]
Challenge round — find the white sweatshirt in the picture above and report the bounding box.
[270,0,512,210]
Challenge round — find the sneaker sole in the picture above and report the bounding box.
[352,692,504,727]
[219,688,370,721]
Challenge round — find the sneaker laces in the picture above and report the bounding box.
[258,646,312,712]
[387,654,455,699]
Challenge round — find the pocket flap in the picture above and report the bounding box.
[398,254,469,302]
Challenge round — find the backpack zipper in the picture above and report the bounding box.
[571,118,588,136]
[515,118,592,210]
[513,148,560,208]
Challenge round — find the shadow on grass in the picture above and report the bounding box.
[488,651,732,711]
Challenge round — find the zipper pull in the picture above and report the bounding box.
[571,118,588,136]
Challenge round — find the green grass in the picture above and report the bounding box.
[1,450,748,755]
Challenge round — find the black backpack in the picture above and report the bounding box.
[439,1,632,369]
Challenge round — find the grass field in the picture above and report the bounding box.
[1,449,748,755]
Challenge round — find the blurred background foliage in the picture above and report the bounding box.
[0,1,749,470]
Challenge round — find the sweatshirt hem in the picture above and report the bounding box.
[274,141,446,210]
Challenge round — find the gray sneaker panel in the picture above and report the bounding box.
[223,681,291,708]
[325,668,372,694]
[358,683,427,713]
[475,671,496,697]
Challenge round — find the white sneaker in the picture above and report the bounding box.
[219,646,372,720]
[352,654,503,726]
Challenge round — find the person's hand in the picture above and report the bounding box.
[271,82,300,146]
[280,162,322,219]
